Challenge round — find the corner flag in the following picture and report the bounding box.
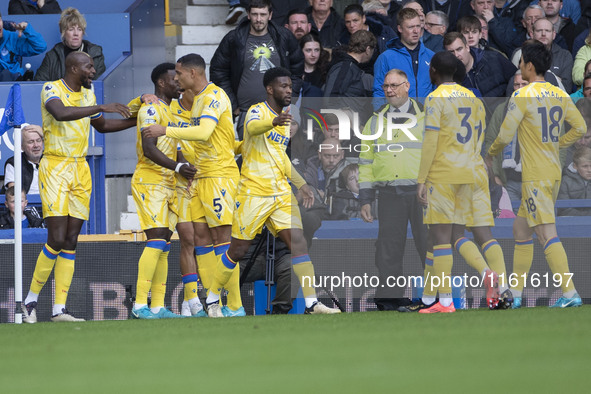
[0,84,26,135]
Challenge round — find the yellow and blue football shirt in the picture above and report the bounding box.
[167,83,238,179]
[240,101,292,196]
[132,99,178,188]
[489,81,586,182]
[419,83,485,184]
[41,79,101,158]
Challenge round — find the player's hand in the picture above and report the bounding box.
[484,154,493,171]
[101,103,132,118]
[272,106,292,127]
[481,9,494,22]
[141,94,159,105]
[179,163,196,180]
[142,124,166,138]
[14,22,28,37]
[299,184,315,209]
[417,183,428,207]
[360,204,373,223]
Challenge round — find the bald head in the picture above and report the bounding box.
[65,51,92,69]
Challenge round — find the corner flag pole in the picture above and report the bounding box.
[14,125,23,324]
[0,83,26,324]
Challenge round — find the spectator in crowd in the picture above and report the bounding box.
[444,32,516,97]
[34,8,106,81]
[300,33,328,97]
[558,146,591,216]
[210,0,303,139]
[478,0,529,58]
[0,186,44,229]
[2,124,43,195]
[373,8,435,107]
[239,231,294,314]
[425,10,449,36]
[270,0,310,25]
[418,0,472,31]
[457,15,487,49]
[329,163,370,220]
[0,11,46,81]
[324,30,376,122]
[285,8,311,40]
[8,0,61,14]
[571,62,591,99]
[226,0,246,25]
[302,138,347,246]
[359,68,427,311]
[572,30,591,87]
[373,0,402,30]
[403,1,443,52]
[362,0,390,19]
[529,18,573,92]
[338,3,396,68]
[538,0,576,51]
[287,104,315,175]
[531,0,581,24]
[305,0,346,49]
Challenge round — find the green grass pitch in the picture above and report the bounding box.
[1,306,589,393]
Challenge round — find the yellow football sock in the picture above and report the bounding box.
[214,242,242,309]
[455,237,488,276]
[482,239,507,289]
[512,239,534,293]
[423,252,437,297]
[292,254,316,298]
[209,250,236,297]
[54,250,75,305]
[30,244,60,295]
[433,244,453,295]
[182,273,199,301]
[225,263,243,310]
[195,245,215,290]
[150,242,170,309]
[544,237,576,293]
[135,239,166,305]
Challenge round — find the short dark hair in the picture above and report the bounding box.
[456,15,481,33]
[349,30,377,53]
[263,67,291,87]
[521,39,552,76]
[287,8,309,21]
[344,4,364,17]
[431,50,459,79]
[443,31,466,48]
[324,113,339,126]
[248,0,271,12]
[150,62,175,85]
[177,53,206,70]
[583,73,591,85]
[453,57,467,84]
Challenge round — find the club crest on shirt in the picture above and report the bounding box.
[147,107,156,116]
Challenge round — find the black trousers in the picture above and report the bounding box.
[374,187,428,301]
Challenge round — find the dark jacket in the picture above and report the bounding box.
[8,0,61,14]
[0,207,44,229]
[418,0,473,31]
[34,40,106,81]
[210,19,303,112]
[487,0,530,57]
[305,6,346,49]
[422,31,444,53]
[1,152,38,194]
[558,166,591,216]
[329,189,364,220]
[463,47,516,97]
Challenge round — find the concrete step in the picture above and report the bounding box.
[175,44,219,65]
[186,4,229,25]
[180,24,233,45]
